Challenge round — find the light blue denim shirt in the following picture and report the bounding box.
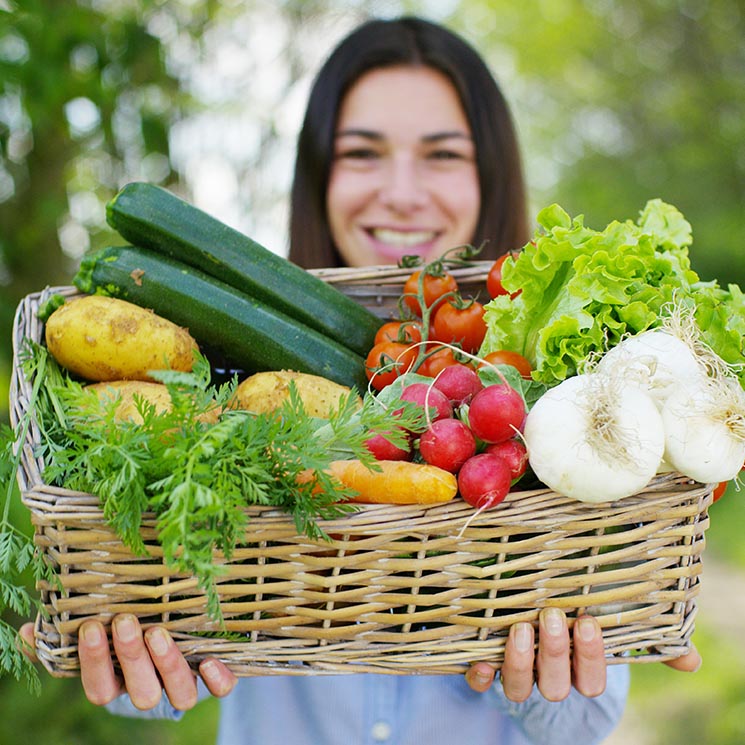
[107,665,630,745]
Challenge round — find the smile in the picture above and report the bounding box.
[370,228,438,247]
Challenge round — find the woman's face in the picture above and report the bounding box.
[326,65,481,267]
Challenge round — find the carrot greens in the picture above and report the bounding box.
[9,343,425,625]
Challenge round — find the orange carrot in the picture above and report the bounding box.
[326,459,458,505]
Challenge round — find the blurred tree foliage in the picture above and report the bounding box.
[458,0,745,289]
[1,1,744,743]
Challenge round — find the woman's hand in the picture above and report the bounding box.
[19,615,237,711]
[465,609,702,700]
[466,609,606,701]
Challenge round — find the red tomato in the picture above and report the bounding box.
[432,300,487,354]
[479,350,533,379]
[374,320,423,346]
[365,341,417,391]
[403,270,458,316]
[417,345,462,378]
[486,253,521,300]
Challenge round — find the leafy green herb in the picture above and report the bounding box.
[16,345,425,623]
[0,346,59,696]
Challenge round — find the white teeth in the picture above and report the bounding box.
[371,228,436,247]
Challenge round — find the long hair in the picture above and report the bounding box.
[289,16,529,269]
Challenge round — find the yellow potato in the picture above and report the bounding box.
[87,380,220,425]
[231,370,359,418]
[87,381,173,423]
[45,295,198,382]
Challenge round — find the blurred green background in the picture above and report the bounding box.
[1,1,744,743]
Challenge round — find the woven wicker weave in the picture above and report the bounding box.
[10,269,712,678]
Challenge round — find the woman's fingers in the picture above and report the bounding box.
[535,608,572,701]
[198,658,238,698]
[464,660,497,692]
[109,615,166,710]
[663,643,702,672]
[571,615,607,697]
[28,613,234,710]
[501,621,536,702]
[18,622,37,662]
[78,620,126,706]
[144,626,200,710]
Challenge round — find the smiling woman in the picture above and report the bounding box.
[326,65,480,266]
[289,15,530,269]
[28,15,647,745]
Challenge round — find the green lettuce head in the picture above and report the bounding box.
[480,199,743,387]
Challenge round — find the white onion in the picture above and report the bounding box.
[662,379,745,483]
[524,372,665,503]
[596,328,707,406]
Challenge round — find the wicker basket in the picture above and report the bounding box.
[10,265,712,678]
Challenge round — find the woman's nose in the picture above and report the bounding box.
[378,156,428,213]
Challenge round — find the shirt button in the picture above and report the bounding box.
[371,720,392,741]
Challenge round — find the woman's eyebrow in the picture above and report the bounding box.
[421,131,473,143]
[335,129,472,142]
[335,128,383,140]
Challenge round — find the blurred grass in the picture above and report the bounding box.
[0,675,220,745]
[703,481,745,565]
[623,621,745,745]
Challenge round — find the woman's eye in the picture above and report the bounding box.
[337,148,380,160]
[427,149,465,161]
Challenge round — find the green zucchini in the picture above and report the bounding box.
[106,182,382,357]
[73,245,369,391]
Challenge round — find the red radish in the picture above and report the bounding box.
[485,438,529,480]
[365,430,412,461]
[419,418,477,473]
[457,453,512,509]
[467,383,526,444]
[432,364,484,405]
[399,382,453,423]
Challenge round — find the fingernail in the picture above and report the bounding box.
[113,615,137,642]
[475,673,491,688]
[577,616,597,642]
[80,622,103,645]
[147,627,170,657]
[514,622,532,653]
[201,659,218,682]
[541,608,565,636]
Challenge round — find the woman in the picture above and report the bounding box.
[21,15,700,745]
[289,15,529,268]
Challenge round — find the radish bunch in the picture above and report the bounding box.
[366,365,528,510]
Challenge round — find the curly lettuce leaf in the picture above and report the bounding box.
[480,199,741,387]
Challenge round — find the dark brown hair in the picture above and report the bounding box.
[289,16,529,269]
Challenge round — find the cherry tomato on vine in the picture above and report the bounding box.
[479,350,533,379]
[432,299,487,354]
[486,253,521,299]
[417,345,463,378]
[365,341,417,391]
[403,270,458,316]
[374,320,423,346]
